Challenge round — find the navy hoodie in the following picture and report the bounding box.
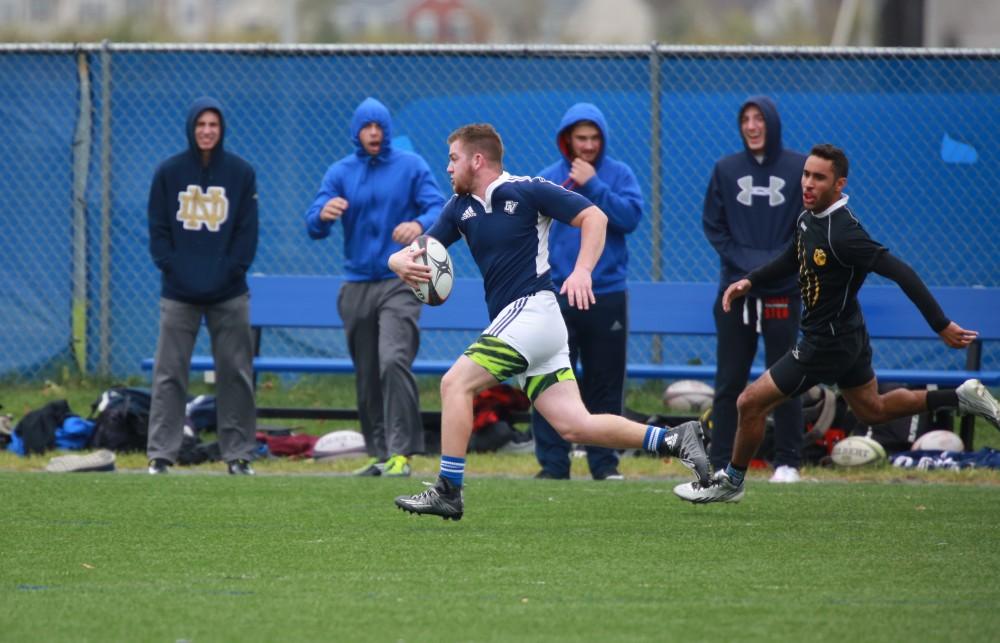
[702,96,805,296]
[148,97,258,304]
[537,103,643,294]
[304,97,445,281]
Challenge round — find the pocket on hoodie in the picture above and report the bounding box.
[166,254,232,297]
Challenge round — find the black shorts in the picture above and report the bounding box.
[769,329,874,397]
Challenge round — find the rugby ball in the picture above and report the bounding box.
[663,380,714,412]
[912,429,964,452]
[409,235,453,306]
[831,436,887,467]
[312,430,366,461]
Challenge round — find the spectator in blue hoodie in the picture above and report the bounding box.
[531,103,644,480]
[702,96,806,483]
[305,97,445,478]
[146,97,259,476]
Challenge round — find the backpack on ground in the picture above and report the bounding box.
[89,387,153,453]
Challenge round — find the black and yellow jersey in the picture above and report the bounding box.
[749,195,887,339]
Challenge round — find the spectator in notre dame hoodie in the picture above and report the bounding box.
[304,97,445,478]
[146,96,259,476]
[702,95,805,483]
[531,102,644,481]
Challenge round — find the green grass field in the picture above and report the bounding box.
[2,376,999,641]
[2,472,998,642]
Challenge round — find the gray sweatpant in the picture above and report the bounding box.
[338,279,423,459]
[147,293,256,464]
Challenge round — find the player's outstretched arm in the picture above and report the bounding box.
[870,253,970,345]
[938,321,979,349]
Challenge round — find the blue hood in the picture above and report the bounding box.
[556,102,608,167]
[739,95,782,166]
[185,96,225,161]
[351,97,393,161]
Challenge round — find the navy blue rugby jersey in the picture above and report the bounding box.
[426,172,593,320]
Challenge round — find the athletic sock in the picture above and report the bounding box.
[927,389,959,411]
[439,455,465,488]
[643,425,666,453]
[725,463,746,487]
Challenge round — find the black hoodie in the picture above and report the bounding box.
[147,96,258,304]
[702,95,805,296]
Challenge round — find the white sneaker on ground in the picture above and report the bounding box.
[673,469,745,504]
[769,465,801,483]
[956,379,1000,430]
[46,449,116,473]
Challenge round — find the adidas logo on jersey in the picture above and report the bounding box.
[461,207,476,221]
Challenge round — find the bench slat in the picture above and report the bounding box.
[141,357,998,387]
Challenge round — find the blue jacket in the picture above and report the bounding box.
[537,103,643,294]
[148,97,258,304]
[304,97,445,282]
[703,95,805,296]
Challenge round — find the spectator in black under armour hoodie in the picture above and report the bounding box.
[146,96,259,476]
[702,95,806,483]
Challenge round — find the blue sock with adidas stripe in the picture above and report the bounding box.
[440,455,465,487]
[643,425,666,453]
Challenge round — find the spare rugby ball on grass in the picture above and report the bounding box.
[409,235,453,306]
[312,430,366,461]
[662,379,714,412]
[831,435,887,467]
[912,429,964,452]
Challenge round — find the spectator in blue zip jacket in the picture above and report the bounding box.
[531,102,644,480]
[146,96,259,476]
[305,97,446,478]
[702,95,806,483]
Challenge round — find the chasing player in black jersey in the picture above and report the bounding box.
[675,143,1000,504]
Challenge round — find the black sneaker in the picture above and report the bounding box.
[148,458,170,475]
[395,476,464,521]
[593,468,625,481]
[534,470,569,480]
[227,459,255,476]
[657,421,711,485]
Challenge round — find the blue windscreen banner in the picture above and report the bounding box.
[0,45,996,379]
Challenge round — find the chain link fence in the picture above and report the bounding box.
[1,43,997,381]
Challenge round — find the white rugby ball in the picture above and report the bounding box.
[831,436,886,467]
[409,235,453,306]
[912,429,964,452]
[312,430,366,461]
[663,379,714,412]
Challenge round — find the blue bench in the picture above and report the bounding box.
[142,275,999,443]
[142,275,999,384]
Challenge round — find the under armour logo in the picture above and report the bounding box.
[177,185,229,231]
[736,175,786,206]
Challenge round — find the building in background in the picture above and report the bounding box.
[0,0,996,46]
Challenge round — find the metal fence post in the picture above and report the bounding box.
[98,40,112,377]
[72,49,92,374]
